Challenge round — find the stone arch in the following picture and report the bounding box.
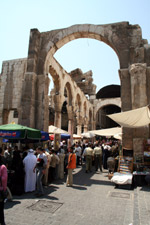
[33,22,144,76]
[95,98,121,116]
[96,104,121,129]
[19,22,150,150]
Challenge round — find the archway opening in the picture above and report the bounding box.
[96,105,121,129]
[61,101,68,131]
[54,38,120,93]
[48,73,55,126]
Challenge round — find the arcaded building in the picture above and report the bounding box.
[0,22,150,157]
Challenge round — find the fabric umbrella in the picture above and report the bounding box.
[41,131,50,141]
[26,131,50,143]
[81,132,95,138]
[3,130,49,143]
[48,125,68,134]
[0,123,41,140]
[61,133,70,140]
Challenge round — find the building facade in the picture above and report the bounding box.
[0,22,150,155]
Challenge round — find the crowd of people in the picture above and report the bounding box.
[0,138,120,225]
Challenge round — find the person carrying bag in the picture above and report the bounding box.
[0,148,8,225]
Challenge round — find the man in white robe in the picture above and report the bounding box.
[23,149,37,192]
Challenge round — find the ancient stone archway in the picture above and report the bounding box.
[96,104,121,129]
[95,98,121,116]
[1,22,150,151]
[95,99,121,129]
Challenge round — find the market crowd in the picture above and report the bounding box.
[0,139,120,196]
[0,139,121,224]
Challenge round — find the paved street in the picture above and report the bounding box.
[4,165,150,225]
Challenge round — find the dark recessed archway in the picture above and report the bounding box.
[61,101,68,131]
[96,104,121,129]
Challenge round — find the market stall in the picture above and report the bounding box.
[108,106,150,186]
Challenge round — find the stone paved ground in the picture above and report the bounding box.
[4,165,150,225]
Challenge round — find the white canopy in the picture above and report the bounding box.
[107,105,150,128]
[113,132,122,140]
[90,127,122,137]
[73,134,81,139]
[81,132,95,138]
[48,125,68,134]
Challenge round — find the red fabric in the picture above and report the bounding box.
[0,165,8,191]
[68,153,76,169]
[50,135,54,141]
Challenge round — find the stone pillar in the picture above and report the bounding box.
[92,120,96,130]
[54,133,61,151]
[84,124,88,133]
[53,96,62,150]
[54,95,62,128]
[77,124,82,136]
[67,106,74,143]
[26,29,41,74]
[36,74,50,131]
[19,29,41,129]
[119,68,133,149]
[129,63,147,109]
[19,72,37,128]
[54,111,61,128]
[68,119,74,147]
[119,64,149,154]
[129,63,149,156]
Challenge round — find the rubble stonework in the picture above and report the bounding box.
[0,22,150,152]
[69,69,96,96]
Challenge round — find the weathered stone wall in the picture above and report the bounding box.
[0,58,27,124]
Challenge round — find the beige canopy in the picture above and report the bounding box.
[48,125,68,134]
[90,127,122,137]
[107,105,150,128]
[81,132,95,138]
[73,134,81,139]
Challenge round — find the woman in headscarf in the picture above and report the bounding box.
[0,147,8,225]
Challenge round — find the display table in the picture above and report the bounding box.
[133,171,150,186]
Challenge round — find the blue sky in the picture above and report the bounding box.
[0,0,150,92]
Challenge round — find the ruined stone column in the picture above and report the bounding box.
[54,96,62,128]
[68,119,74,147]
[77,124,82,136]
[67,106,74,146]
[119,68,133,149]
[129,63,149,156]
[83,124,88,133]
[54,111,61,128]
[53,96,63,150]
[19,72,37,128]
[129,63,147,109]
[36,74,50,131]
